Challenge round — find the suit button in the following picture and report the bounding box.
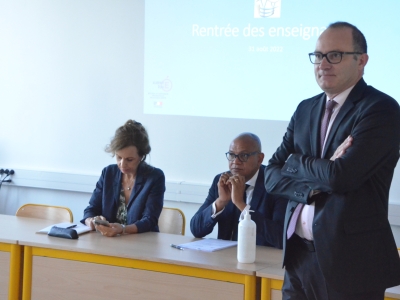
[286,167,298,173]
[294,191,304,197]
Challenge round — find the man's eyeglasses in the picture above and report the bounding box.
[308,51,363,64]
[225,152,259,162]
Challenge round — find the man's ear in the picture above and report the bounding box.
[359,53,369,69]
[258,152,265,164]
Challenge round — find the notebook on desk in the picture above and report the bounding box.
[37,222,91,235]
[177,238,237,252]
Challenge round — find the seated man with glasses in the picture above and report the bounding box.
[190,133,288,249]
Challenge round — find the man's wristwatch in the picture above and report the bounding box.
[121,224,126,235]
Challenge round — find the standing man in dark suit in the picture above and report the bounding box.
[265,21,400,299]
[191,133,288,249]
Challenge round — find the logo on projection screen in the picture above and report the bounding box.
[254,0,281,18]
[148,76,173,108]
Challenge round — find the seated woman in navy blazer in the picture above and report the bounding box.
[81,120,165,237]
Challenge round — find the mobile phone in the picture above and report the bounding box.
[93,219,110,227]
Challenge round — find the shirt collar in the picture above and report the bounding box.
[326,85,355,107]
[246,169,259,188]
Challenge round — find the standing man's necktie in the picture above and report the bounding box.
[320,100,337,153]
[287,100,337,240]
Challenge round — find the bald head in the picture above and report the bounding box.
[232,132,262,152]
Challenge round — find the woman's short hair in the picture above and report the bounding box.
[105,120,151,161]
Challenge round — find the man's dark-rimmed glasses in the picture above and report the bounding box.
[309,51,363,64]
[225,152,259,162]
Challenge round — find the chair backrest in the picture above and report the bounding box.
[16,203,73,223]
[158,207,185,235]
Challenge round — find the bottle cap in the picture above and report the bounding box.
[244,209,254,220]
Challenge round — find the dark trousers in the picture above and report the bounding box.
[282,234,385,300]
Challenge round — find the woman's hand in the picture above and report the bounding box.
[96,222,121,237]
[96,223,138,237]
[85,216,106,231]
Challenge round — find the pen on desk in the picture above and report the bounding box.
[170,244,184,250]
[66,225,77,229]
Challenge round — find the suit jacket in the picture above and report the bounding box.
[265,78,400,293]
[81,162,165,233]
[190,165,288,249]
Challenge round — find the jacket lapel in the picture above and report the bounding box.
[322,79,367,157]
[127,162,146,208]
[113,170,122,205]
[250,166,265,210]
[310,93,326,157]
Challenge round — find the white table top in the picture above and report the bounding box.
[386,285,400,299]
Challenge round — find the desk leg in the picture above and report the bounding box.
[244,274,256,300]
[9,244,22,300]
[22,246,32,300]
[261,278,271,300]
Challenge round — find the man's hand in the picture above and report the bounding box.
[215,172,233,212]
[227,175,247,212]
[331,135,353,161]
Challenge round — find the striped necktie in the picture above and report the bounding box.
[320,100,337,154]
